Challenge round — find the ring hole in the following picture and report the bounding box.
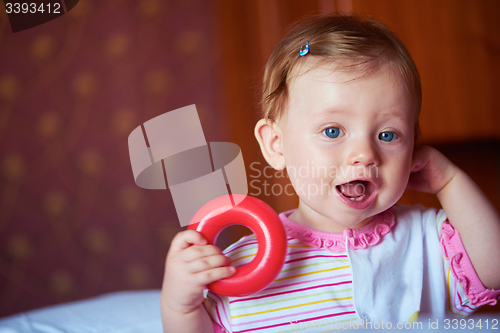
[216,225,253,250]
[215,225,256,265]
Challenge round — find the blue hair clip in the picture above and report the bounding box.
[299,42,309,56]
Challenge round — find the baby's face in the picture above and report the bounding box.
[279,61,415,231]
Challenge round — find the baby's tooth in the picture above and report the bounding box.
[349,197,355,201]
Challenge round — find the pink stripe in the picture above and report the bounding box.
[285,254,348,264]
[287,248,325,256]
[233,311,357,333]
[226,237,298,254]
[227,240,320,256]
[226,240,258,254]
[229,237,293,252]
[266,273,352,291]
[206,295,224,327]
[210,293,231,325]
[234,304,354,327]
[228,240,346,258]
[230,280,352,304]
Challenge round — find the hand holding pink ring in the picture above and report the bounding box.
[188,194,287,297]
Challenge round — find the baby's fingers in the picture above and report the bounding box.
[180,244,224,263]
[410,146,430,173]
[187,254,233,273]
[169,230,208,254]
[194,265,236,286]
[406,171,427,191]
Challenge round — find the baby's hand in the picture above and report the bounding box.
[161,230,235,315]
[407,146,459,194]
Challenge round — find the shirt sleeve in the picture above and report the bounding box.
[437,210,500,316]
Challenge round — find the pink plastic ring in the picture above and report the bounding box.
[188,194,287,297]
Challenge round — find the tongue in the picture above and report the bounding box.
[339,181,366,198]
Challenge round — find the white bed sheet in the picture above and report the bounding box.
[0,290,498,332]
[0,290,162,333]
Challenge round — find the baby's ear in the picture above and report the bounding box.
[254,119,285,170]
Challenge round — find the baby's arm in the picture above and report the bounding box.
[160,230,235,333]
[408,146,500,290]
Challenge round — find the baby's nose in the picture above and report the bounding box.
[347,140,380,167]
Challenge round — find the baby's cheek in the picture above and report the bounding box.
[383,167,409,198]
[396,170,411,195]
[381,182,407,210]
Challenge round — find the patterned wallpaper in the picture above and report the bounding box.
[0,0,227,317]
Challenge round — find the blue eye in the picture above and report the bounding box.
[379,131,398,142]
[323,127,343,139]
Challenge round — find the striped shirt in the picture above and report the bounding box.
[204,206,499,332]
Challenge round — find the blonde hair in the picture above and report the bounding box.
[261,14,421,138]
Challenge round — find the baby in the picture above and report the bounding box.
[161,15,500,332]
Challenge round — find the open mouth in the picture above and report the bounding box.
[335,180,377,209]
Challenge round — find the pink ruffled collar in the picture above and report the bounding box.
[279,208,395,252]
